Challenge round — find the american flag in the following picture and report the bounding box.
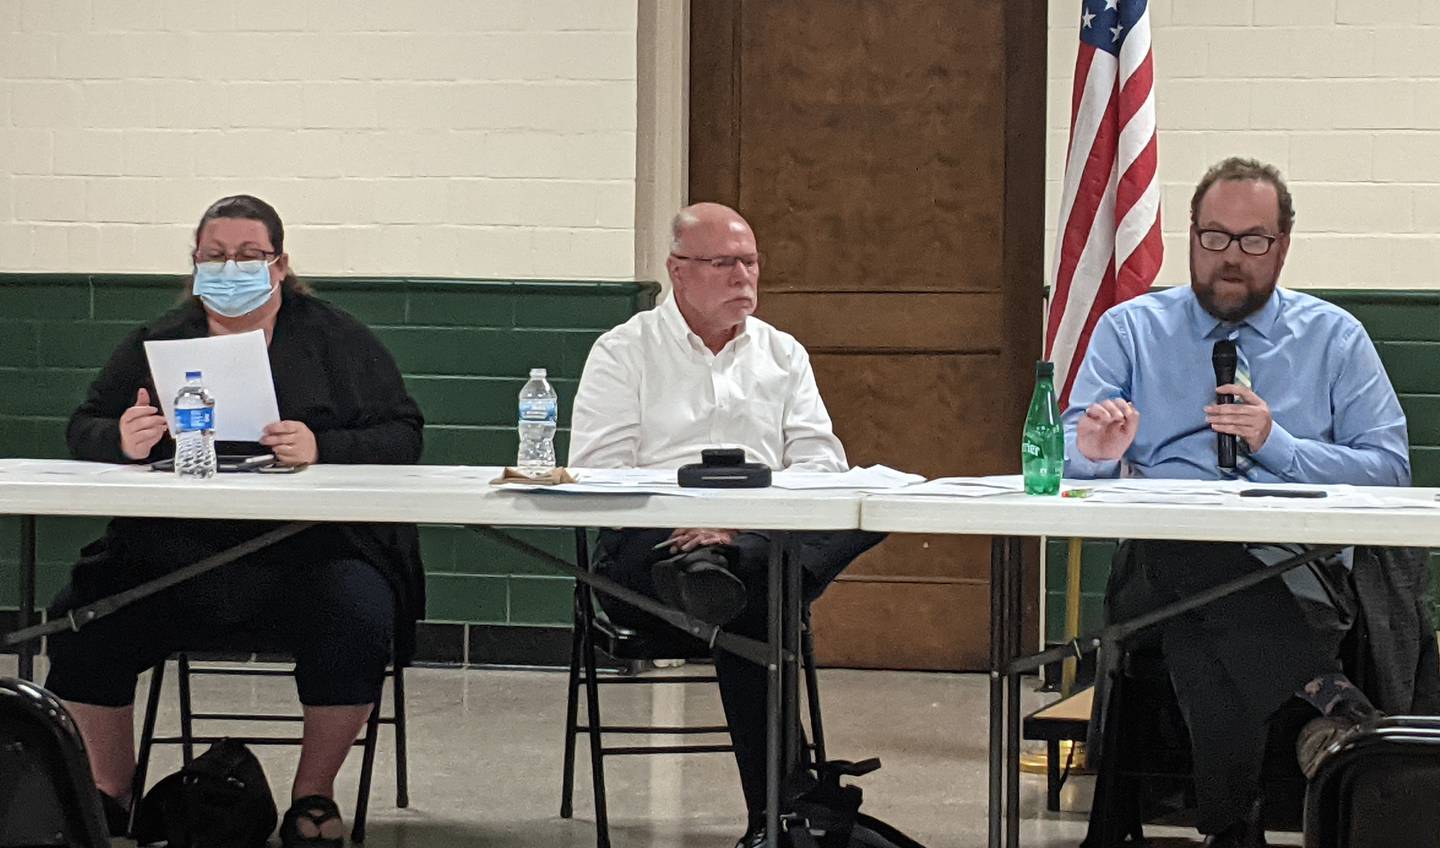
[1046,0,1163,407]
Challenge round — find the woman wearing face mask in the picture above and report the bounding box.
[44,195,425,846]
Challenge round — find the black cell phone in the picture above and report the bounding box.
[1238,488,1327,498]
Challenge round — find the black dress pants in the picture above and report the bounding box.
[595,528,884,819]
[46,554,395,708]
[1106,539,1354,834]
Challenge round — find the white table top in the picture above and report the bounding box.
[860,480,1440,547]
[6,462,1438,546]
[0,460,863,531]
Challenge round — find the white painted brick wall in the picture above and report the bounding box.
[1047,0,1440,290]
[0,0,640,279]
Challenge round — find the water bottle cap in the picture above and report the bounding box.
[1035,361,1053,378]
[185,370,202,380]
[530,368,547,378]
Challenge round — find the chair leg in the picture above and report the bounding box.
[1084,661,1135,848]
[580,589,611,848]
[129,662,166,837]
[1046,739,1062,813]
[351,699,382,845]
[561,582,586,819]
[802,619,827,767]
[392,661,409,809]
[177,653,195,765]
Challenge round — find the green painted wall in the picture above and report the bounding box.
[1,278,1434,646]
[1044,290,1440,643]
[0,274,659,630]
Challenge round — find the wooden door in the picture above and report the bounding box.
[689,1,1047,669]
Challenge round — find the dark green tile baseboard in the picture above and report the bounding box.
[0,274,659,661]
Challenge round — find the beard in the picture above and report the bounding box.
[1190,256,1278,323]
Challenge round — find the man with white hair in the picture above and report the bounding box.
[569,202,882,847]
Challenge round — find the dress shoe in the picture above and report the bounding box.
[733,819,771,848]
[1297,700,1380,779]
[652,545,748,626]
[99,791,131,837]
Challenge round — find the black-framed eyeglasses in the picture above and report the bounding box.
[1195,229,1279,257]
[671,252,763,271]
[194,247,279,264]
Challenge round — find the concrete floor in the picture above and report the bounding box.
[5,655,1302,847]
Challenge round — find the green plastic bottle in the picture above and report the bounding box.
[1022,360,1064,495]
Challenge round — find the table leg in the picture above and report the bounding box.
[784,533,802,779]
[988,536,1005,848]
[765,530,786,848]
[1005,536,1023,848]
[17,515,36,681]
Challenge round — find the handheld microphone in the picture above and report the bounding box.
[1212,339,1238,471]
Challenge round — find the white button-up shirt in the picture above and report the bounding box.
[568,296,848,472]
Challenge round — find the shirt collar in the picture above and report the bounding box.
[1187,285,1284,341]
[657,294,751,355]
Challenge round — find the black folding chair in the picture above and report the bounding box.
[559,528,827,848]
[0,677,111,848]
[1304,716,1440,848]
[132,640,408,844]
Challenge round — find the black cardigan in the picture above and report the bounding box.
[65,289,427,660]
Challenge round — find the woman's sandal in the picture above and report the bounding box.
[281,795,346,848]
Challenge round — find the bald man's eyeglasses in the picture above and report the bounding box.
[671,253,762,271]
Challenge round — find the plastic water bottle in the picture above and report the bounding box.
[1022,360,1064,495]
[174,370,217,479]
[517,367,557,477]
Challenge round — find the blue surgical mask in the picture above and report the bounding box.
[192,259,278,318]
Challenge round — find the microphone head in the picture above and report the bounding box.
[1212,338,1237,365]
[1212,339,1237,384]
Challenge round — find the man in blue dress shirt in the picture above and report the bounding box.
[1065,157,1410,848]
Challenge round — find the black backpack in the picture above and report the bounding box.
[784,759,928,848]
[133,739,277,848]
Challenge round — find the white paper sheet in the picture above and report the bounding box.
[571,468,681,487]
[1082,490,1231,505]
[881,475,1027,498]
[770,465,926,490]
[143,331,280,442]
[496,482,703,497]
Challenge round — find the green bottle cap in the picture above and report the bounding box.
[1035,360,1054,378]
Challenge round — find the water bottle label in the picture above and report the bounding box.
[1021,440,1042,459]
[518,398,557,425]
[176,407,214,433]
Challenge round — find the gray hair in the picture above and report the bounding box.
[670,209,701,252]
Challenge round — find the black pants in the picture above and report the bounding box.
[1107,539,1355,834]
[46,555,395,708]
[595,528,884,819]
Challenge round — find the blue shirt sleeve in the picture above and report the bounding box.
[1248,322,1411,485]
[1063,314,1128,479]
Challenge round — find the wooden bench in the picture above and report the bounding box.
[1022,686,1093,811]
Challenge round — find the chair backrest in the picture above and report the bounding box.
[0,678,111,848]
[1304,717,1440,848]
